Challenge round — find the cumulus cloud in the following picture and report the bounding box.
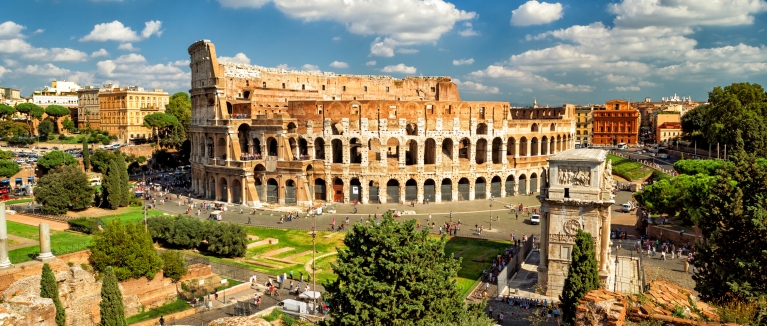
[381,63,416,74]
[453,58,474,66]
[612,86,641,91]
[396,48,419,54]
[0,66,9,79]
[218,0,475,56]
[80,20,163,42]
[469,65,594,92]
[19,63,71,76]
[172,60,191,67]
[453,79,499,94]
[598,73,635,84]
[96,54,189,90]
[365,60,376,66]
[218,53,251,64]
[370,37,398,57]
[638,81,659,87]
[67,71,96,86]
[276,64,293,70]
[117,43,139,51]
[302,64,320,71]
[91,48,109,58]
[329,61,349,69]
[0,21,25,39]
[332,36,341,41]
[610,0,767,29]
[458,22,478,36]
[511,1,563,26]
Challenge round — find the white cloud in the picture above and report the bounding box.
[67,71,95,86]
[612,86,641,91]
[32,29,44,35]
[219,0,475,56]
[332,36,341,41]
[329,61,349,69]
[117,43,139,51]
[638,81,659,87]
[172,60,191,67]
[276,64,293,70]
[459,22,478,36]
[370,37,398,57]
[396,48,419,54]
[0,39,32,54]
[91,48,109,58]
[522,88,533,93]
[18,47,89,62]
[453,79,499,94]
[0,66,9,79]
[365,60,376,66]
[469,65,594,92]
[302,64,320,71]
[610,0,767,29]
[452,58,474,66]
[114,53,146,64]
[0,21,25,39]
[511,1,563,26]
[80,20,162,42]
[19,63,71,76]
[218,53,251,64]
[3,59,18,67]
[95,55,189,90]
[598,74,635,84]
[381,63,416,74]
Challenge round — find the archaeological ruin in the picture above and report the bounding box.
[187,40,576,206]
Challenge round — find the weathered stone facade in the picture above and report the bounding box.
[537,149,615,297]
[187,40,576,206]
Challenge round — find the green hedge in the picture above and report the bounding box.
[147,215,247,258]
[67,217,99,234]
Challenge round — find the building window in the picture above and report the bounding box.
[322,85,325,91]
[363,86,367,92]
[386,87,389,92]
[342,86,346,91]
[431,87,435,92]
[282,83,285,89]
[302,84,305,90]
[263,82,267,88]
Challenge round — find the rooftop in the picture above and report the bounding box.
[548,148,607,163]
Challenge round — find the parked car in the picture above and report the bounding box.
[530,214,540,225]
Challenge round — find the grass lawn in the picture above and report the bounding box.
[607,154,654,181]
[7,221,93,263]
[4,198,35,205]
[126,298,190,325]
[99,207,165,224]
[444,236,510,298]
[44,135,85,145]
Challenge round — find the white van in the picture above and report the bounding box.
[530,214,540,225]
[658,154,668,159]
[621,203,632,213]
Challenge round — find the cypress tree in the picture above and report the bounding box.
[116,154,131,206]
[98,266,127,326]
[82,141,90,172]
[40,263,66,326]
[559,229,601,326]
[101,159,122,209]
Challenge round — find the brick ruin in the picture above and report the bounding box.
[187,40,576,206]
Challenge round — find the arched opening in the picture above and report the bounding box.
[440,179,452,202]
[531,137,539,156]
[518,174,527,195]
[556,135,562,152]
[530,172,538,194]
[541,136,548,156]
[405,179,417,201]
[406,123,418,136]
[284,179,297,204]
[550,123,556,132]
[476,123,487,135]
[549,137,556,154]
[458,138,471,159]
[314,178,326,201]
[492,138,503,164]
[206,137,214,158]
[506,137,516,157]
[369,180,380,203]
[298,138,308,159]
[349,138,362,164]
[423,179,436,203]
[386,179,400,204]
[475,177,487,199]
[531,123,539,132]
[386,138,399,159]
[266,178,279,203]
[287,122,297,133]
[232,179,242,203]
[252,138,262,156]
[405,140,417,166]
[457,177,470,201]
[442,138,454,162]
[267,137,278,157]
[333,178,344,202]
[208,178,215,199]
[331,139,343,163]
[219,177,229,202]
[475,139,487,164]
[314,138,325,160]
[505,175,516,196]
[237,124,249,155]
[288,138,298,160]
[254,178,263,202]
[349,178,361,202]
[424,138,436,165]
[368,138,381,162]
[520,137,528,157]
[491,176,501,198]
[216,138,227,159]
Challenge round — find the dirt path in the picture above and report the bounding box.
[7,234,37,250]
[6,213,69,231]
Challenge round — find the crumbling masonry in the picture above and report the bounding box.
[187,40,576,206]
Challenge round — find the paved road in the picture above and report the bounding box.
[619,148,679,171]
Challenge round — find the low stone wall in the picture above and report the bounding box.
[0,250,91,293]
[646,225,702,246]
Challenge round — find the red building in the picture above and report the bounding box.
[592,100,640,146]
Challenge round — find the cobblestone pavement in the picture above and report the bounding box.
[486,300,560,326]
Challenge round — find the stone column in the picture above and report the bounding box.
[600,208,611,273]
[524,177,530,195]
[514,141,520,158]
[37,223,55,261]
[0,203,12,268]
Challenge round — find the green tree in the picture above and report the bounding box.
[44,105,71,134]
[40,263,66,326]
[560,229,600,326]
[14,103,41,136]
[0,150,11,160]
[673,159,731,176]
[159,250,188,282]
[89,219,163,281]
[61,117,76,133]
[0,104,16,120]
[168,217,205,249]
[0,160,21,178]
[0,121,30,138]
[100,159,123,209]
[691,153,767,301]
[116,154,131,205]
[34,165,93,214]
[205,221,248,257]
[98,266,127,326]
[83,141,90,172]
[37,119,54,139]
[143,113,179,146]
[90,149,117,173]
[37,150,78,174]
[165,92,191,136]
[324,213,491,325]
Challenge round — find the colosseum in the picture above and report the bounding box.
[187,40,576,206]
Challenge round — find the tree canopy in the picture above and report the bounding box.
[34,165,93,214]
[37,150,78,174]
[90,149,117,173]
[324,213,491,325]
[0,104,15,120]
[37,119,54,139]
[44,105,70,119]
[0,159,21,178]
[165,92,191,136]
[89,219,163,282]
[143,113,179,146]
[62,117,76,133]
[559,229,601,326]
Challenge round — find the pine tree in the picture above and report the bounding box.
[324,213,492,325]
[40,263,66,326]
[115,154,131,206]
[559,229,601,326]
[98,266,127,326]
[82,141,90,172]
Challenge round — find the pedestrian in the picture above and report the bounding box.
[159,316,165,326]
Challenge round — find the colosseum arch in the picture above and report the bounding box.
[405,139,418,166]
[457,177,470,201]
[386,179,400,204]
[506,137,516,156]
[556,135,562,152]
[491,176,502,198]
[232,179,242,203]
[518,174,527,195]
[386,138,400,159]
[531,123,539,132]
[350,138,362,164]
[541,136,548,155]
[505,175,516,196]
[442,138,454,162]
[218,177,228,202]
[287,122,297,133]
[458,138,471,160]
[405,179,418,201]
[441,178,452,202]
[530,172,539,194]
[298,137,308,158]
[368,138,381,162]
[285,179,297,204]
[519,137,529,157]
[266,178,279,203]
[423,179,436,202]
[349,178,361,203]
[216,137,227,158]
[253,137,262,155]
[476,123,488,135]
[267,137,278,156]
[476,139,488,164]
[492,138,503,164]
[424,138,436,165]
[333,178,344,202]
[475,177,487,199]
[206,137,214,158]
[549,137,556,154]
[314,178,326,201]
[549,123,556,132]
[531,137,539,156]
[331,139,343,163]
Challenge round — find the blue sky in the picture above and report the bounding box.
[2,0,767,106]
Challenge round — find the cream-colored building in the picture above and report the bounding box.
[98,86,169,142]
[575,106,595,147]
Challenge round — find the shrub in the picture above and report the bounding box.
[159,250,188,282]
[204,221,248,257]
[67,218,99,234]
[89,220,162,281]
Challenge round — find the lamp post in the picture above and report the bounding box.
[614,254,619,292]
[489,200,493,230]
[312,210,317,314]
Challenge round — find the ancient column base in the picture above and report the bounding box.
[37,252,56,262]
[0,259,12,268]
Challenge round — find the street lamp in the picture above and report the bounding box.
[312,210,317,314]
[489,200,493,230]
